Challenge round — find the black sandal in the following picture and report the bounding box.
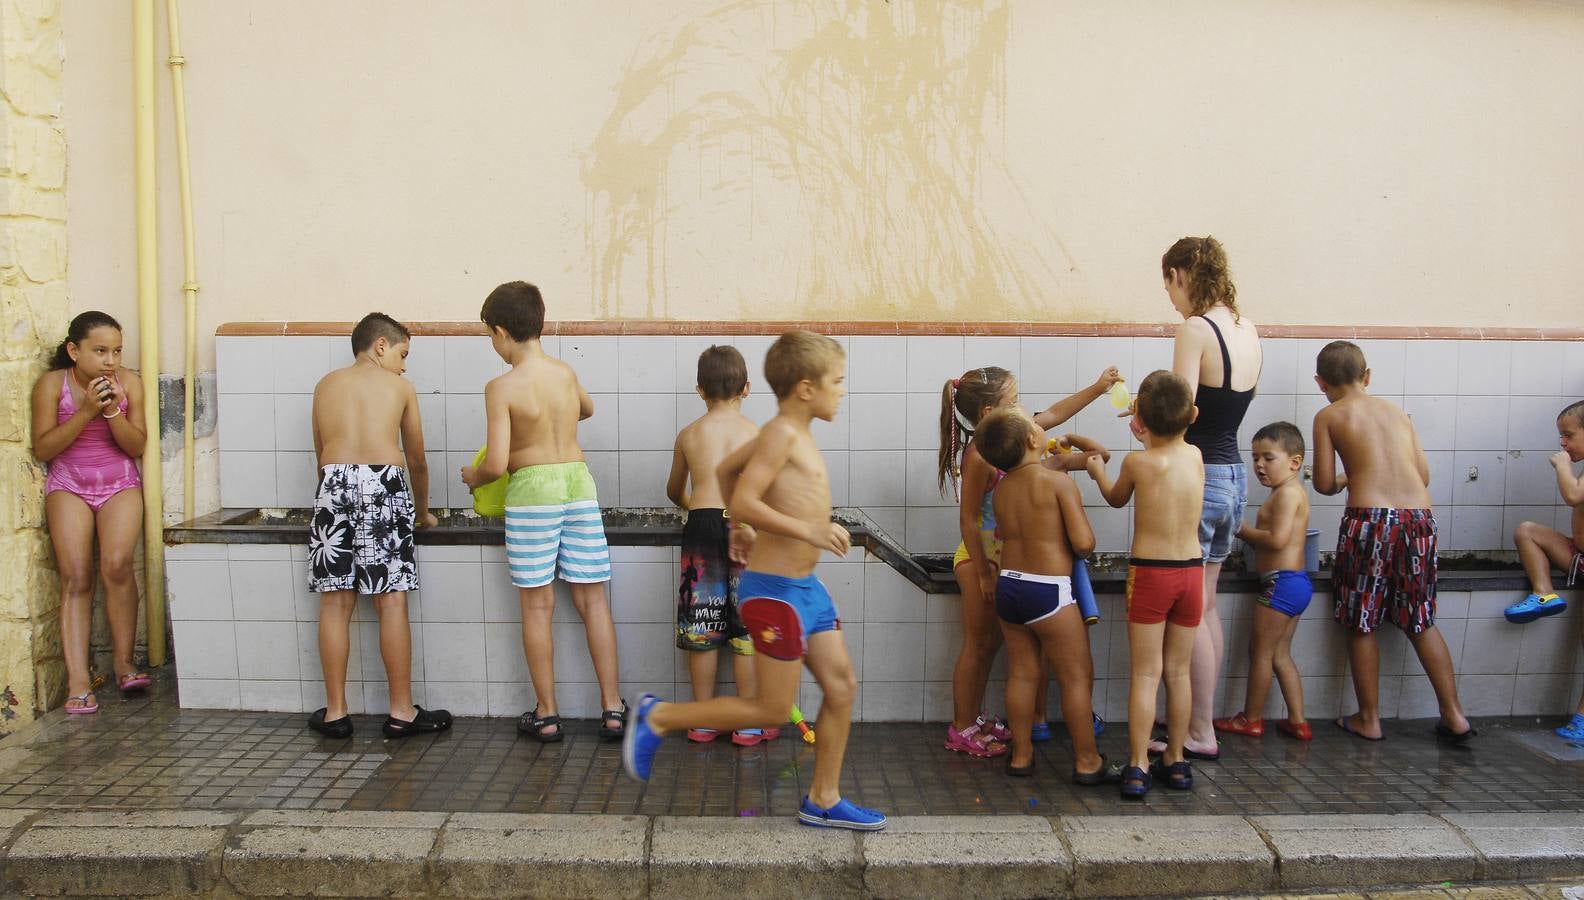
[382,705,453,739]
[599,701,629,742]
[518,706,563,743]
[1150,758,1193,791]
[1072,754,1124,787]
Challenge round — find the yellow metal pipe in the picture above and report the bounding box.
[165,0,198,523]
[134,0,167,667]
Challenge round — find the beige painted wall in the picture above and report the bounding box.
[61,0,1584,372]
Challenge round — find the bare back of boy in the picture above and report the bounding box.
[1128,443,1205,559]
[995,466,1081,576]
[314,366,416,468]
[735,416,837,578]
[489,356,591,470]
[1314,395,1430,508]
[677,409,758,510]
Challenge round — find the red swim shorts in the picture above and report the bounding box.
[1126,558,1205,627]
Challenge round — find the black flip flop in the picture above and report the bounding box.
[1434,722,1476,745]
[1006,758,1035,777]
[1335,716,1384,742]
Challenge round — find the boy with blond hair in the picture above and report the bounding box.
[1087,370,1204,798]
[1312,340,1472,744]
[308,313,450,739]
[625,331,886,831]
[1506,400,1584,740]
[462,282,625,743]
[665,344,774,746]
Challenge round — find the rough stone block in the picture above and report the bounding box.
[433,813,647,898]
[240,809,448,829]
[224,823,438,896]
[862,816,1071,899]
[3,823,226,895]
[649,817,862,899]
[1443,812,1584,881]
[1064,815,1274,898]
[1253,813,1478,891]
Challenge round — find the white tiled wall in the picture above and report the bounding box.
[218,334,1582,555]
[166,541,1584,720]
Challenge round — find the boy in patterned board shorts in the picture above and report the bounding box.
[462,282,625,743]
[308,313,451,740]
[625,331,886,831]
[1506,400,1584,740]
[665,345,776,746]
[1311,341,1472,744]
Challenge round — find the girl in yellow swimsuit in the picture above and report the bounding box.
[938,365,1122,756]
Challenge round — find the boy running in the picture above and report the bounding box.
[625,331,886,831]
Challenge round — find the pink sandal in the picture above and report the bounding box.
[65,693,98,715]
[944,722,1008,758]
[976,714,1012,743]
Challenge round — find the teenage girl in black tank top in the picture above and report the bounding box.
[1159,236,1261,759]
[1184,316,1256,464]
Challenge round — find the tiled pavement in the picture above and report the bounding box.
[2,674,1582,818]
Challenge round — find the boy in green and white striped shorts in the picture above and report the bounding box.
[462,281,625,746]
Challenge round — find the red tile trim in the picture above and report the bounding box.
[215,321,1584,341]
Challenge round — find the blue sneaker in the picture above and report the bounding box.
[1504,593,1567,624]
[622,693,665,782]
[1556,713,1584,741]
[1093,712,1106,736]
[797,796,888,831]
[1030,721,1052,743]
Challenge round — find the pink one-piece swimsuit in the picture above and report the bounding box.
[44,373,140,511]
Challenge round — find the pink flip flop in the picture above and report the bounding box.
[65,693,99,715]
[117,673,152,693]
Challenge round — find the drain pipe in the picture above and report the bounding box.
[134,0,167,667]
[165,0,198,524]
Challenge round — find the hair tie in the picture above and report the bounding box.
[951,378,960,388]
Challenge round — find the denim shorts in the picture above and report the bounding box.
[1199,464,1247,564]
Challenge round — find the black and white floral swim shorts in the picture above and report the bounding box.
[308,464,418,595]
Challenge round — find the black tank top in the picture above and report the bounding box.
[1183,316,1256,466]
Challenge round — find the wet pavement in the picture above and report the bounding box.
[3,672,1582,819]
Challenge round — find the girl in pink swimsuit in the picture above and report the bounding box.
[30,312,151,715]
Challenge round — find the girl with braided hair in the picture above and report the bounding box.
[937,362,1122,756]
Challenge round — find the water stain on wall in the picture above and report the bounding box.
[582,0,1083,321]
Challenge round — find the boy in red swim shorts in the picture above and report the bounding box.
[1311,341,1472,745]
[1087,370,1205,798]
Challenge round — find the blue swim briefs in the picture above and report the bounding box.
[737,570,840,661]
[1257,570,1313,618]
[995,570,1074,626]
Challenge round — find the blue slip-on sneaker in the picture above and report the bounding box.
[797,796,888,831]
[1505,593,1567,624]
[622,693,665,782]
[1030,721,1052,743]
[1093,711,1106,736]
[1556,713,1584,741]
